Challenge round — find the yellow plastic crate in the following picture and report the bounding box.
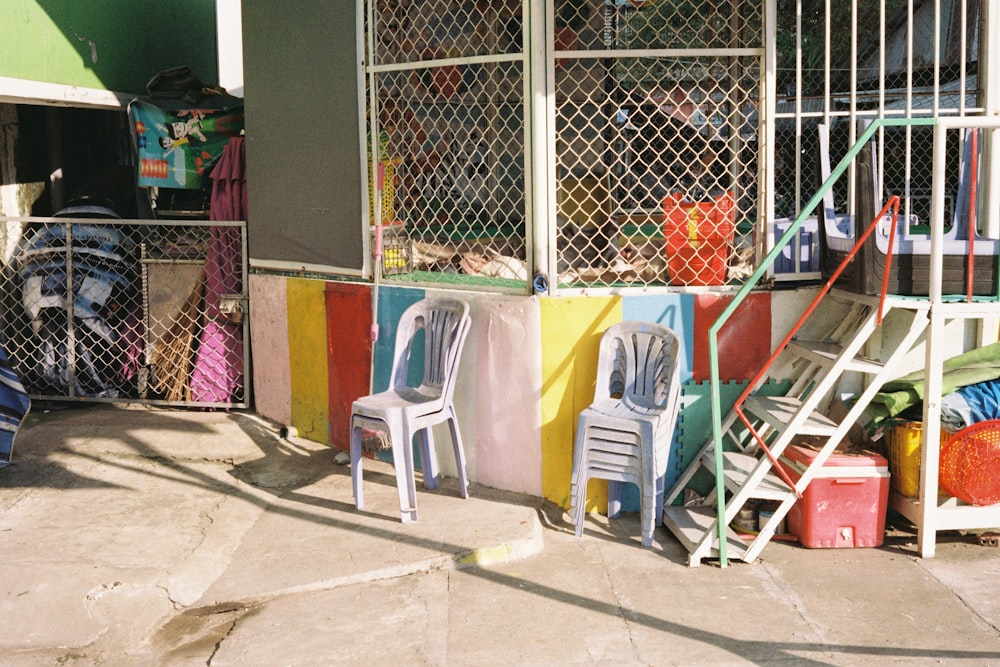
[886,421,956,498]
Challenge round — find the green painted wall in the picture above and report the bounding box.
[1,1,218,95]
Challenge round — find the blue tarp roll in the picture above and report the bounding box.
[942,379,1000,431]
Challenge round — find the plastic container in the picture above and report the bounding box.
[778,445,890,548]
[662,192,735,286]
[757,501,786,534]
[886,421,956,498]
[731,502,758,533]
[887,421,923,497]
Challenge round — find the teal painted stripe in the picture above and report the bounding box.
[371,286,425,464]
[372,286,425,392]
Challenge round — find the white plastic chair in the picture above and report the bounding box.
[570,321,681,547]
[350,297,472,522]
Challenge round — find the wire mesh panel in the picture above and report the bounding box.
[2,217,248,408]
[364,1,985,291]
[365,0,530,289]
[553,0,764,290]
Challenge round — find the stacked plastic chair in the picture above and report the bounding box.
[570,321,681,547]
[350,297,472,522]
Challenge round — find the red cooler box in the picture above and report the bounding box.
[778,445,890,548]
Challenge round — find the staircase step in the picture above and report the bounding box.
[662,505,748,565]
[743,394,837,436]
[787,339,884,374]
[699,450,794,500]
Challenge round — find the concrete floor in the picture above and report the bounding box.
[1,403,999,666]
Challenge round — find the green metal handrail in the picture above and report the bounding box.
[709,117,936,567]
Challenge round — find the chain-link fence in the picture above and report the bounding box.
[365,0,529,289]
[364,0,762,290]
[0,212,247,408]
[364,0,982,291]
[555,0,762,289]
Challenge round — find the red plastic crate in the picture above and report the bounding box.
[779,445,890,549]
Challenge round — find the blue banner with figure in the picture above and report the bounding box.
[129,99,243,189]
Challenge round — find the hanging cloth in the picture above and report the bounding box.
[189,137,245,404]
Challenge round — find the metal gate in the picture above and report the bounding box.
[1,209,248,408]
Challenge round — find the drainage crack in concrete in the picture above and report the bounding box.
[152,601,261,664]
[755,560,833,648]
[597,544,642,664]
[207,612,242,665]
[915,559,1000,635]
[159,583,183,608]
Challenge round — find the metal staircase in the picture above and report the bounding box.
[662,290,929,566]
[658,117,969,567]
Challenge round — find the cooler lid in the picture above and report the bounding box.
[784,444,887,468]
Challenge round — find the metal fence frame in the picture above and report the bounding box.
[361,0,988,294]
[0,215,249,409]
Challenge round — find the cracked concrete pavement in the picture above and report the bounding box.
[2,403,1000,665]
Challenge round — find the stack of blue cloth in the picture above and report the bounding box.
[0,345,30,468]
[942,379,1000,431]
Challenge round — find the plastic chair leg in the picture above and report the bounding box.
[569,423,589,531]
[391,424,419,523]
[654,474,665,528]
[640,516,654,547]
[446,413,470,498]
[350,419,365,510]
[640,486,656,547]
[636,471,667,548]
[416,428,440,490]
[573,472,589,538]
[569,476,581,527]
[607,480,622,519]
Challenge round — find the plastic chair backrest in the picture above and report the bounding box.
[594,321,679,411]
[389,298,471,402]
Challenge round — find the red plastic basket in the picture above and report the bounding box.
[662,192,735,286]
[940,419,1000,506]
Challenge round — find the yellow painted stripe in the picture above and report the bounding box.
[286,278,331,443]
[455,517,544,567]
[540,296,621,511]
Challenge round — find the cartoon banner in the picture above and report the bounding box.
[129,99,243,189]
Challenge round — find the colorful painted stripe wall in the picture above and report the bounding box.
[250,275,811,514]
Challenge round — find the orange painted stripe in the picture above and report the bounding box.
[325,283,374,451]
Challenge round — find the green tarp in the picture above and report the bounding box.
[870,341,1000,422]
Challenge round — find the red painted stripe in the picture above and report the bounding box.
[325,283,373,451]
